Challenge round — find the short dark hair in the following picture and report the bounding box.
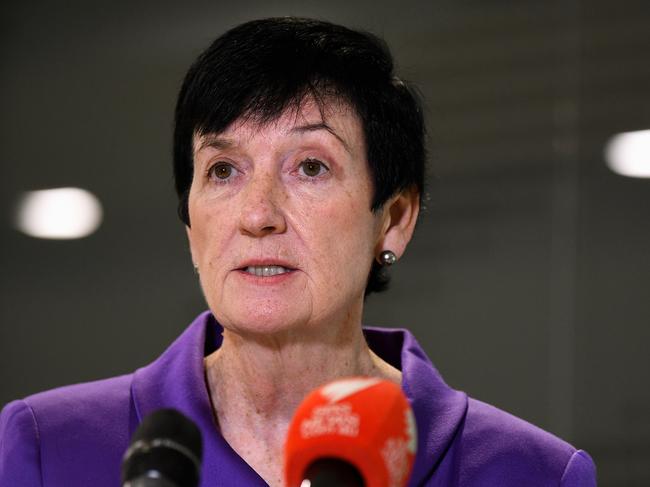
[173,17,426,295]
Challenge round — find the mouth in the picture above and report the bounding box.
[242,265,293,277]
[235,259,298,279]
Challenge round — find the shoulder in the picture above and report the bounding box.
[22,373,134,419]
[464,398,574,459]
[456,398,596,486]
[0,374,134,487]
[24,373,135,439]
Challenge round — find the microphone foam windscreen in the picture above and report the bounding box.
[284,377,417,487]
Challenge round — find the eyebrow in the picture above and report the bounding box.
[195,122,352,154]
[196,134,235,153]
[290,122,352,154]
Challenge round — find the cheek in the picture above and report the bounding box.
[189,204,229,267]
[305,193,376,286]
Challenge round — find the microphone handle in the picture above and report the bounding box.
[302,458,365,487]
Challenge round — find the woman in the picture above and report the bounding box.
[0,18,595,487]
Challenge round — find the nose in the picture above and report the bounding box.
[238,172,287,237]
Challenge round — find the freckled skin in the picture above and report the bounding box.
[187,100,381,339]
[187,99,419,487]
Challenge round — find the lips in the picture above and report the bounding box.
[236,259,298,277]
[244,265,291,277]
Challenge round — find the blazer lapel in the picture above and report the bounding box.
[130,311,267,486]
[365,327,468,486]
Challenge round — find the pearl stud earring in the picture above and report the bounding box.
[379,250,397,266]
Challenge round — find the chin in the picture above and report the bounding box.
[208,275,313,333]
[214,298,313,338]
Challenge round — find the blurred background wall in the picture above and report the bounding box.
[1,1,649,485]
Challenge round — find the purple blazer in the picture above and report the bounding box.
[0,312,596,486]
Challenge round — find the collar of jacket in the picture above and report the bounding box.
[131,311,468,486]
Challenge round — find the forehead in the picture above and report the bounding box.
[192,97,364,153]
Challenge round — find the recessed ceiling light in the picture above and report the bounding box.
[15,187,103,239]
[605,129,650,178]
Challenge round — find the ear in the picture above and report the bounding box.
[375,187,420,262]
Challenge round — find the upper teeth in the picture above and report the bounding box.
[245,266,290,277]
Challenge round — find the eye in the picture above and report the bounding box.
[207,162,237,182]
[298,158,329,178]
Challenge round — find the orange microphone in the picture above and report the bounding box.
[284,377,417,487]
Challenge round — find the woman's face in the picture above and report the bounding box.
[187,99,387,337]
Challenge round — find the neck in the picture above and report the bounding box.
[207,324,385,423]
[203,308,401,485]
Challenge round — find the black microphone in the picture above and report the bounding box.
[121,408,203,487]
